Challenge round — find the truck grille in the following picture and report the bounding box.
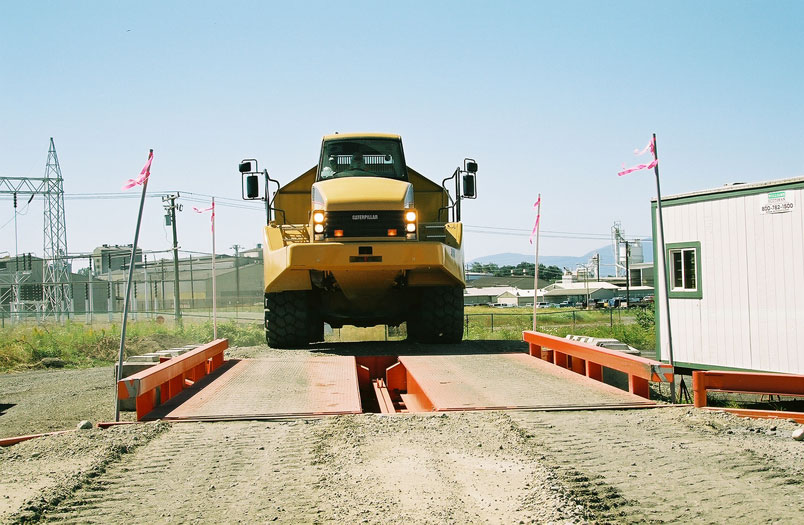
[324,210,405,238]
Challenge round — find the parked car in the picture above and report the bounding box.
[535,302,550,309]
[558,301,571,308]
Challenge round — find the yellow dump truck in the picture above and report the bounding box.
[238,133,477,347]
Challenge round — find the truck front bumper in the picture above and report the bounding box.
[263,240,465,293]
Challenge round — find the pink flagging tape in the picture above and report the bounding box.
[529,197,541,244]
[633,137,655,156]
[618,158,658,177]
[122,150,153,190]
[193,202,215,232]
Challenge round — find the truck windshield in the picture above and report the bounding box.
[318,139,407,181]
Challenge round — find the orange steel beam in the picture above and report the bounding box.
[0,429,75,447]
[692,370,804,408]
[372,379,396,414]
[117,338,228,420]
[523,330,673,399]
[702,407,804,424]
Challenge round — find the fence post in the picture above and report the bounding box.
[465,314,469,336]
[491,314,494,332]
[610,307,613,328]
[573,310,576,330]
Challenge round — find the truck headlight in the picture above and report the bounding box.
[314,223,324,234]
[313,211,325,223]
[404,209,417,239]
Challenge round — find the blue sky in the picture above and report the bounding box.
[1,0,802,266]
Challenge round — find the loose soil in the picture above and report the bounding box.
[1,341,803,523]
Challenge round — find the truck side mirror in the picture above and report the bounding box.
[466,161,478,174]
[462,173,476,199]
[246,174,260,199]
[239,161,255,173]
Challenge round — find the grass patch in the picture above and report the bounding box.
[0,319,263,372]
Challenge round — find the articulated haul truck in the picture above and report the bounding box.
[238,133,478,348]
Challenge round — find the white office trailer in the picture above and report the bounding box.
[653,177,804,374]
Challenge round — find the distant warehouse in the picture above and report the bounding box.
[654,177,803,374]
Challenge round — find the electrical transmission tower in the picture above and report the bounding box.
[0,138,72,319]
[42,138,72,319]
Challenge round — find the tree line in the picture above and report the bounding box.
[468,262,563,282]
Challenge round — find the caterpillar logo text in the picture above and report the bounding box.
[352,214,379,220]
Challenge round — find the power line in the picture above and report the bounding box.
[465,225,649,241]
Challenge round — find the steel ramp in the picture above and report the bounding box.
[393,353,656,412]
[158,357,362,420]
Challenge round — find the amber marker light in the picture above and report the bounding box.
[334,229,344,237]
[387,228,398,236]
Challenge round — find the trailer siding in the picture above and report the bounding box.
[654,180,804,374]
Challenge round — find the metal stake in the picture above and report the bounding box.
[652,134,676,403]
[114,149,152,422]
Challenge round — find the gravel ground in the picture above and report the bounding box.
[1,342,803,524]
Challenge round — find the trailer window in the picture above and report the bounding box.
[318,139,407,181]
[666,242,702,299]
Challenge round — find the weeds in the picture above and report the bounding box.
[0,319,262,372]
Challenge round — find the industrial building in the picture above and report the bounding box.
[0,254,93,316]
[654,176,804,374]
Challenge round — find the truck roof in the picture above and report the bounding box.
[322,132,401,142]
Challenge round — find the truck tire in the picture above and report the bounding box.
[264,291,312,348]
[407,286,464,343]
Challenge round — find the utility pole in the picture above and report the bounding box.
[232,244,242,312]
[163,194,182,324]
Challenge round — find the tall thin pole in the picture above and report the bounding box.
[625,240,630,307]
[168,194,182,325]
[189,254,195,309]
[232,244,241,315]
[211,198,217,339]
[87,257,93,324]
[652,133,676,403]
[143,255,149,318]
[13,193,18,257]
[115,149,152,422]
[532,193,542,330]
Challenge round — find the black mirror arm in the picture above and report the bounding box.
[263,169,286,225]
[440,168,460,222]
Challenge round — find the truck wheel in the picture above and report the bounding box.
[264,291,312,348]
[408,286,464,343]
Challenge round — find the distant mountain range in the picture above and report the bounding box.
[469,240,653,276]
